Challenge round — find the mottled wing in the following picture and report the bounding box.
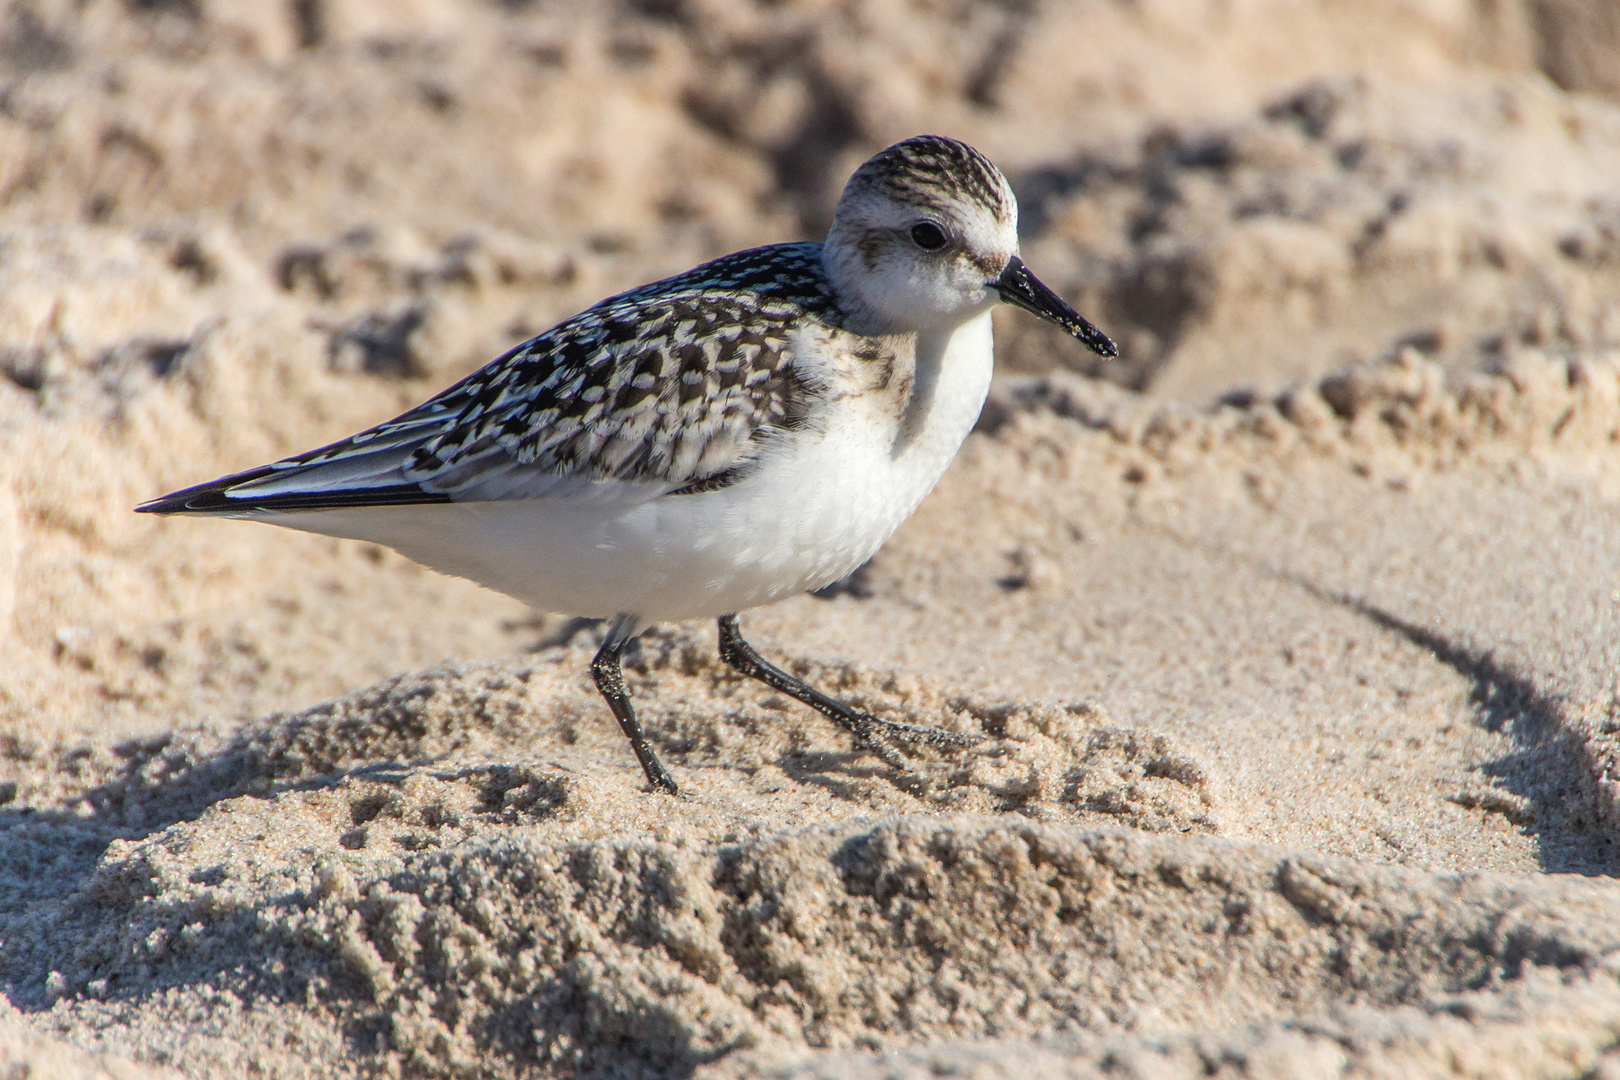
[137,246,831,515]
[403,288,807,497]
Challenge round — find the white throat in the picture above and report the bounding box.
[821,234,1000,338]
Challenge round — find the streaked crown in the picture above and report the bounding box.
[823,135,1020,335]
[841,135,1016,227]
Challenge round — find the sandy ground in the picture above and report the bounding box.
[3,1,1620,1077]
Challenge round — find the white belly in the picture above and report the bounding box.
[257,312,995,623]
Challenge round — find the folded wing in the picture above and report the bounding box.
[138,246,826,517]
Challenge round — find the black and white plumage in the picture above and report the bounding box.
[146,244,836,511]
[139,135,1116,795]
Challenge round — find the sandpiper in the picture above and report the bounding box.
[138,135,1116,795]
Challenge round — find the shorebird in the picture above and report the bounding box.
[138,135,1115,795]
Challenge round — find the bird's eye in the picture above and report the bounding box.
[909,221,948,250]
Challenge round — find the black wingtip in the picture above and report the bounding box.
[136,465,281,516]
[136,464,453,516]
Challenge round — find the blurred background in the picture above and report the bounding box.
[3,0,1619,413]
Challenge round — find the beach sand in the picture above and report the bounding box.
[3,2,1619,1077]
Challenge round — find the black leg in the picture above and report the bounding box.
[716,613,979,772]
[590,624,679,795]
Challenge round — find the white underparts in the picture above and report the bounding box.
[246,310,996,622]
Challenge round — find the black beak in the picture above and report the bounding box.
[992,256,1117,359]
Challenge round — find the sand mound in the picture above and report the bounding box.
[7,352,1620,1076]
[5,1,1620,1076]
[26,816,1620,1079]
[1004,75,1620,400]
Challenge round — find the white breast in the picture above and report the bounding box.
[253,311,996,624]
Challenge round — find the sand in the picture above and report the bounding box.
[3,1,1620,1077]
